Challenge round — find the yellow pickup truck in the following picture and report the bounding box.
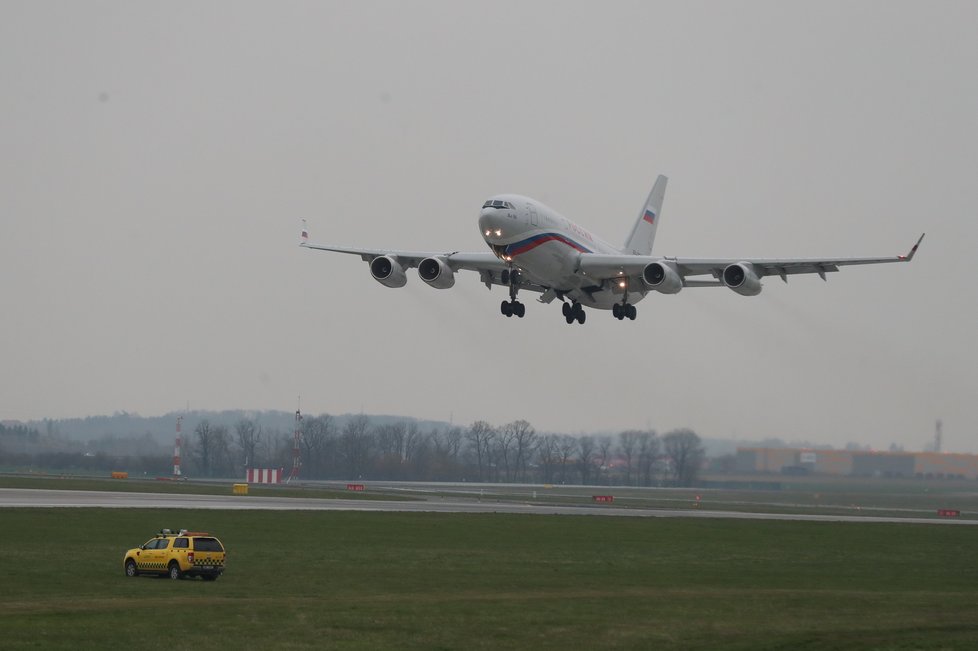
[123,529,226,581]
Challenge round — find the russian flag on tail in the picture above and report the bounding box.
[643,209,656,225]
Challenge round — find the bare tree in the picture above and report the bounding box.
[301,414,335,478]
[194,420,231,478]
[595,435,614,484]
[403,422,427,463]
[440,426,463,461]
[536,434,561,484]
[663,429,705,486]
[466,421,495,481]
[507,420,537,482]
[494,424,518,481]
[375,422,406,462]
[235,418,261,469]
[618,430,641,485]
[637,430,659,487]
[340,414,373,479]
[428,426,463,480]
[577,435,596,485]
[556,435,578,484]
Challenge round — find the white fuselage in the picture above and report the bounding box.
[478,195,645,310]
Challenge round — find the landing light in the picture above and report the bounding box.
[485,229,491,237]
[618,280,627,288]
[494,229,502,237]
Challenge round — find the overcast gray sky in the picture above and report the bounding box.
[2,1,976,452]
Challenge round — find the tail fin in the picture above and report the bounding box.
[623,175,667,255]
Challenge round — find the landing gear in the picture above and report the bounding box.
[562,301,586,325]
[500,268,525,318]
[501,299,525,318]
[612,303,637,321]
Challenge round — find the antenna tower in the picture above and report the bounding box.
[289,403,302,482]
[934,419,943,453]
[173,416,183,476]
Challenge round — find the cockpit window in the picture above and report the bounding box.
[482,200,515,210]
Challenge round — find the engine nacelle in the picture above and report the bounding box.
[642,261,683,294]
[722,262,762,296]
[417,257,456,289]
[369,255,407,288]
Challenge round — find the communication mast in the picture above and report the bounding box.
[173,416,183,477]
[289,405,302,482]
[934,419,943,453]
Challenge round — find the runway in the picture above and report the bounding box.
[1,488,975,525]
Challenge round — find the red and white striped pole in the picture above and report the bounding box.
[173,416,183,477]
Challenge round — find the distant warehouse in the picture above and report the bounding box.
[736,448,978,480]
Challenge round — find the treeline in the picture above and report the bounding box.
[1,422,171,476]
[178,416,706,486]
[1,415,707,486]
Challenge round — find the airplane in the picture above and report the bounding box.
[300,176,924,325]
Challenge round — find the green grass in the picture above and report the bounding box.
[1,509,976,649]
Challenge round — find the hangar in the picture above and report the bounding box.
[735,448,978,480]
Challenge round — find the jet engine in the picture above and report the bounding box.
[642,261,683,294]
[417,257,456,289]
[722,262,762,296]
[370,255,407,288]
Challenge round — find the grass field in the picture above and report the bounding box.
[1,508,976,650]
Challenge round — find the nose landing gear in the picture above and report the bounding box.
[500,268,525,318]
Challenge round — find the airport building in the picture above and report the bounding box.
[735,447,978,480]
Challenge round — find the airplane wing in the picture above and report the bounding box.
[300,241,507,272]
[578,234,924,286]
[300,227,522,296]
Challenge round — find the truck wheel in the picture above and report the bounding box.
[168,562,182,580]
[125,559,138,577]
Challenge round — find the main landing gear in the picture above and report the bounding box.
[562,301,586,325]
[612,302,637,321]
[501,299,525,318]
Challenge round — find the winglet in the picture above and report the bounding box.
[899,233,925,261]
[300,219,309,247]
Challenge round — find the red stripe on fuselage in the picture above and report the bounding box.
[508,234,589,257]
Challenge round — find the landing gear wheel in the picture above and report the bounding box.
[125,559,138,578]
[501,301,513,317]
[612,304,621,319]
[626,304,637,320]
[565,302,585,325]
[513,301,525,318]
[168,562,182,580]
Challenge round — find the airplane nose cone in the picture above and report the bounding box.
[478,211,500,239]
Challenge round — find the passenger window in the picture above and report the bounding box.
[157,539,170,550]
[173,538,189,549]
